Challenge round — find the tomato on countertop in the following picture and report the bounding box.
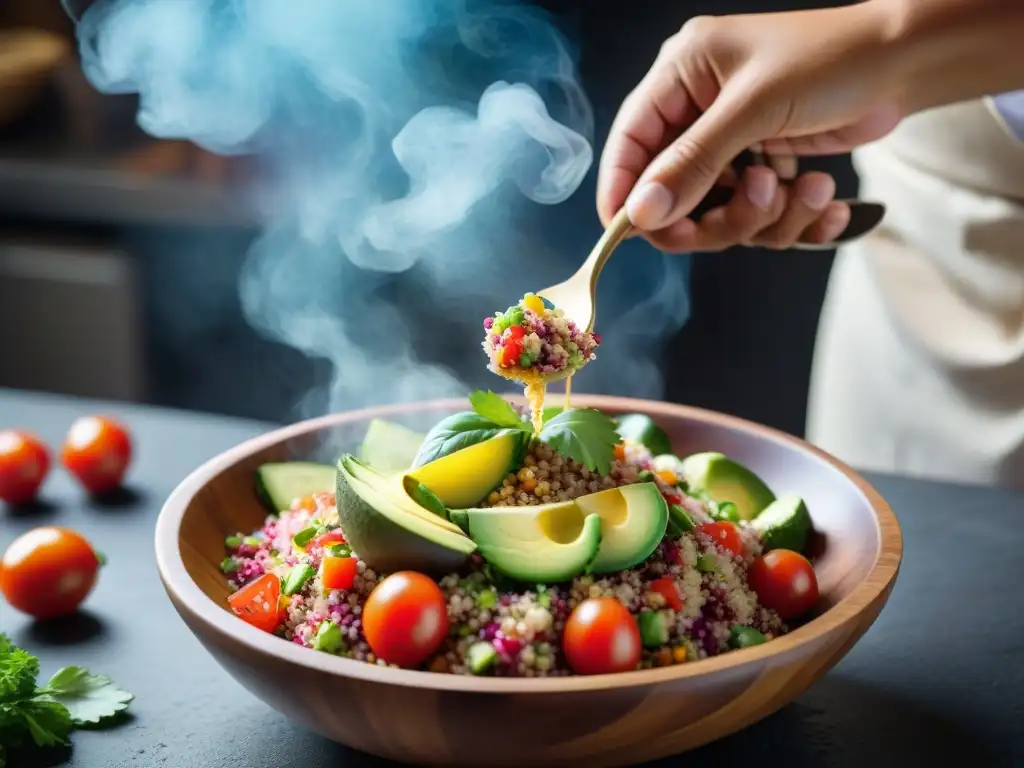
[61,415,132,495]
[0,526,104,619]
[0,429,50,506]
[747,549,819,621]
[362,571,449,668]
[562,597,642,676]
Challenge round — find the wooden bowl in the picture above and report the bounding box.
[155,396,902,767]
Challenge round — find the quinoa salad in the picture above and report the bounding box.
[221,389,819,678]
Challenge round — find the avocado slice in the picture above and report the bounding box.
[357,419,426,473]
[615,413,672,457]
[408,432,524,508]
[574,483,668,573]
[255,461,335,513]
[335,455,476,575]
[678,452,776,521]
[750,493,812,553]
[449,501,603,583]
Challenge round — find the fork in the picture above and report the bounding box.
[537,149,887,332]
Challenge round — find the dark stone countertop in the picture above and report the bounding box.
[2,387,1022,768]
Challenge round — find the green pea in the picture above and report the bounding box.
[219,557,238,574]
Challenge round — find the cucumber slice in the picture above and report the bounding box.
[751,493,812,553]
[358,419,426,473]
[255,461,336,514]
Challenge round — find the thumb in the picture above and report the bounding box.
[625,90,765,231]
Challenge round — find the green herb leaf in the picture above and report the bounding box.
[18,699,74,747]
[411,411,514,467]
[538,408,621,475]
[0,634,40,700]
[39,667,134,726]
[404,478,448,520]
[468,390,529,431]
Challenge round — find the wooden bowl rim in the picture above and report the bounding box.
[155,395,903,693]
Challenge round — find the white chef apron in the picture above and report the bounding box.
[806,98,1024,491]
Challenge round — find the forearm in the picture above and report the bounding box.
[873,0,1024,115]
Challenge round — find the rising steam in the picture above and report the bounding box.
[75,0,690,417]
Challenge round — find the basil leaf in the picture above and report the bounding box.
[469,390,529,430]
[404,477,449,520]
[411,411,505,467]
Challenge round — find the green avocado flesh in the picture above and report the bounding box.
[449,502,603,583]
[255,461,335,513]
[750,493,812,553]
[357,419,425,473]
[678,452,776,521]
[408,432,522,508]
[335,455,475,575]
[575,482,668,573]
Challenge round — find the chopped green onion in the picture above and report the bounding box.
[224,536,243,550]
[313,620,346,653]
[292,527,319,548]
[696,554,717,574]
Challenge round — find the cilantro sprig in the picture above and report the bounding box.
[537,407,621,476]
[0,634,133,764]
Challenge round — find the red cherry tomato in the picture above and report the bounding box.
[697,521,745,558]
[228,572,282,633]
[648,576,684,612]
[0,430,50,506]
[747,549,819,620]
[562,597,642,676]
[61,416,132,495]
[499,337,524,367]
[506,325,526,340]
[320,556,358,591]
[311,530,346,550]
[362,571,449,668]
[0,526,103,619]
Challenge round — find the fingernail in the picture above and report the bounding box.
[746,168,777,210]
[822,203,851,240]
[800,179,834,211]
[626,182,675,230]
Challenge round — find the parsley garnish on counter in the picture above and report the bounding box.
[0,634,133,765]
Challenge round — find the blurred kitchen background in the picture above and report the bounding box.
[0,0,856,437]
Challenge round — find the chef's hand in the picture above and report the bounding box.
[597,2,909,253]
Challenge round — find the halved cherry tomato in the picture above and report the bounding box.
[0,526,103,619]
[362,571,449,668]
[320,556,358,591]
[61,416,132,495]
[697,521,745,558]
[499,337,524,367]
[648,576,684,612]
[747,549,819,620]
[228,572,281,633]
[562,597,642,676]
[311,530,346,550]
[0,430,50,506]
[506,325,526,340]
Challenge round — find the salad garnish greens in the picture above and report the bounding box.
[0,634,133,765]
[413,389,619,474]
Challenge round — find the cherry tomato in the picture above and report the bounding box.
[362,571,449,668]
[562,597,642,676]
[648,576,684,612]
[228,572,281,633]
[311,530,346,550]
[0,430,50,506]
[506,325,526,340]
[697,521,745,558]
[499,337,524,367]
[61,415,132,495]
[0,526,103,619]
[320,556,358,591]
[747,549,819,620]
